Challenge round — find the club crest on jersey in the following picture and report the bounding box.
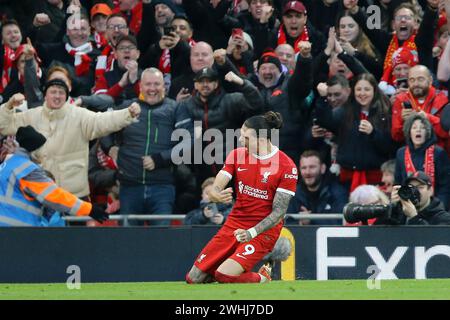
[261,171,271,183]
[238,181,244,194]
[197,254,206,263]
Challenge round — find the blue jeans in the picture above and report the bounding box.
[119,184,175,226]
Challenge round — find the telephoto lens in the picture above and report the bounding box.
[343,203,391,223]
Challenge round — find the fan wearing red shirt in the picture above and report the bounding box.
[186,111,298,284]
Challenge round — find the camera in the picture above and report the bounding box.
[343,203,392,223]
[398,184,421,205]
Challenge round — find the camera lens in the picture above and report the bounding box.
[398,185,412,201]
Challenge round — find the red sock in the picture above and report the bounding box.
[215,270,261,283]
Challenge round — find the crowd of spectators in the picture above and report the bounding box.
[0,0,450,226]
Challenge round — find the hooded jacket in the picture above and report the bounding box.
[395,129,450,209]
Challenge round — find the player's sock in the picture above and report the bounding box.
[215,270,262,283]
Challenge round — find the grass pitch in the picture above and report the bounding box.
[0,279,450,300]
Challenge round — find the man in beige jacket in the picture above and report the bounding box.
[0,79,141,199]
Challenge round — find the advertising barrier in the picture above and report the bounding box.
[0,226,449,283]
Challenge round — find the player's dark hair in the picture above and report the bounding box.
[244,111,282,140]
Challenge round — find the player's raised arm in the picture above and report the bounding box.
[234,191,292,243]
[207,171,233,204]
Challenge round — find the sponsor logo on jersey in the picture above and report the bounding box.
[238,181,269,200]
[237,167,248,172]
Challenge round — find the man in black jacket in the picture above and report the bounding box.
[379,171,450,225]
[101,67,193,226]
[180,66,263,183]
[248,41,313,165]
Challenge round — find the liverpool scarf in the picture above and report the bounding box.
[65,42,93,76]
[383,33,416,73]
[158,38,196,75]
[1,45,15,93]
[277,24,309,53]
[404,145,435,187]
[95,44,115,94]
[406,86,437,114]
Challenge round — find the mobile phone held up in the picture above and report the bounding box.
[163,26,174,36]
[232,28,244,38]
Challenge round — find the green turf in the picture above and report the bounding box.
[0,279,450,300]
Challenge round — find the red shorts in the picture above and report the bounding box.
[194,224,279,274]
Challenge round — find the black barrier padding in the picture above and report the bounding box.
[0,226,450,283]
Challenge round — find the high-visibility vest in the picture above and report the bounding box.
[0,154,43,226]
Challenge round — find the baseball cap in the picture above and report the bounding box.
[441,104,450,131]
[405,171,432,186]
[114,34,138,49]
[193,68,219,82]
[91,3,113,19]
[283,1,307,15]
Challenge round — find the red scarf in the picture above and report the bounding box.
[97,146,118,170]
[94,31,109,49]
[383,33,416,74]
[404,145,435,187]
[94,45,115,94]
[158,38,196,75]
[277,24,309,53]
[407,86,437,113]
[1,45,15,93]
[65,42,93,76]
[159,49,171,74]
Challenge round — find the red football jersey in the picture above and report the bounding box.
[220,147,298,231]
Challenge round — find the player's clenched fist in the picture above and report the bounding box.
[234,229,251,243]
[6,93,25,110]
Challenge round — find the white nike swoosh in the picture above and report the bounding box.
[237,168,248,172]
[236,254,247,260]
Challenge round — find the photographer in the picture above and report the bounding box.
[387,172,450,225]
[184,177,232,225]
[345,171,450,225]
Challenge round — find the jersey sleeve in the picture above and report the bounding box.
[276,164,298,196]
[220,148,238,179]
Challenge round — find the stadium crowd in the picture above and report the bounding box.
[0,0,450,226]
